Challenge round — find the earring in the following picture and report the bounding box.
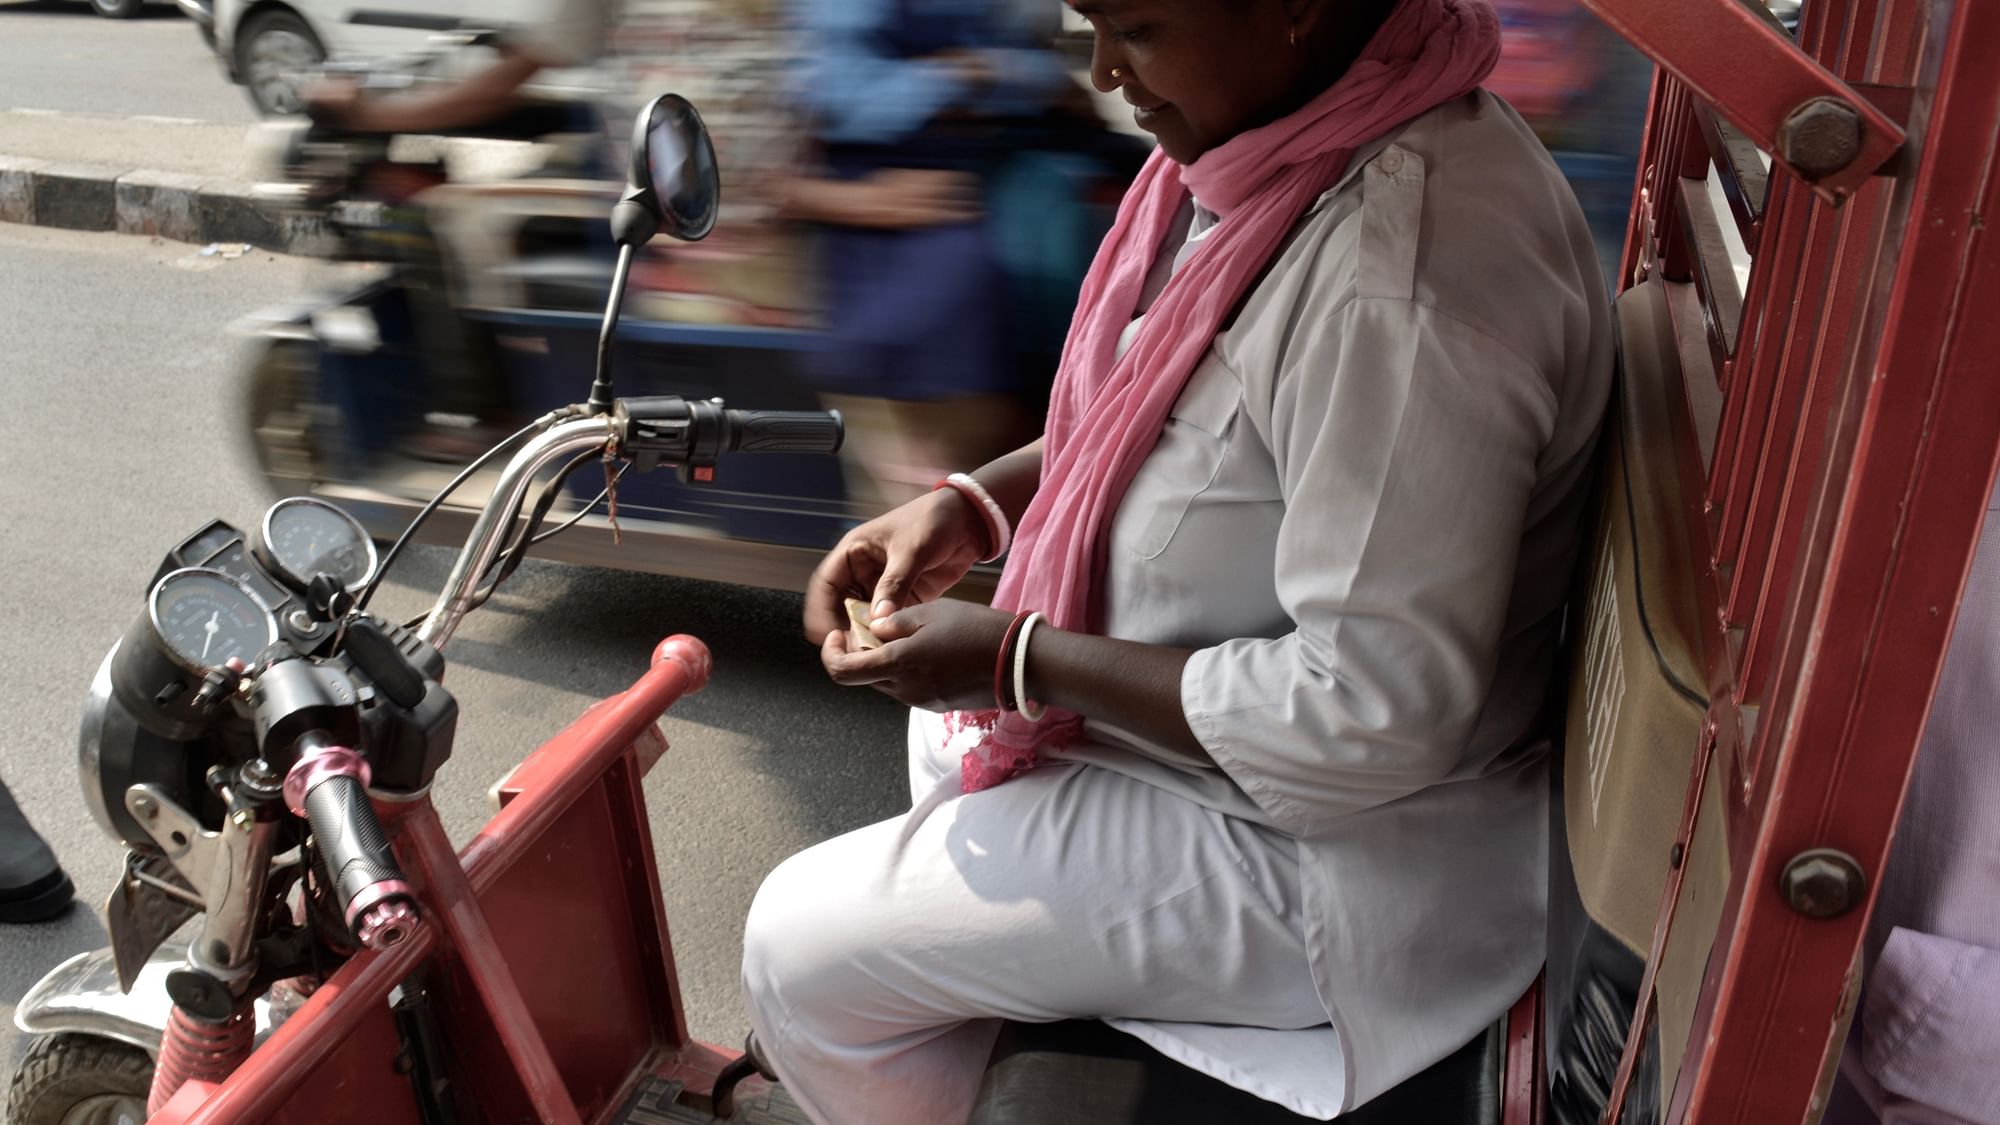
[1110,66,1123,78]
[1288,26,1299,47]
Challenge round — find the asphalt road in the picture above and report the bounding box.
[0,226,909,1077]
[0,0,254,122]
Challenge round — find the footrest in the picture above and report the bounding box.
[968,1020,1505,1125]
[610,1076,809,1125]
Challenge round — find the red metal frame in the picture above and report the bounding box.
[150,636,721,1125]
[1571,0,2000,1121]
[1583,0,1905,199]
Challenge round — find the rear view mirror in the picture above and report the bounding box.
[591,93,721,413]
[612,93,720,248]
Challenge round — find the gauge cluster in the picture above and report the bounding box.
[151,498,378,661]
[91,495,455,851]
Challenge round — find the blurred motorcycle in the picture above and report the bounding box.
[238,14,860,598]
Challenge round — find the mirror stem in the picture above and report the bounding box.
[589,242,637,416]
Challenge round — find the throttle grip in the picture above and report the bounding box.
[284,741,419,950]
[725,409,845,455]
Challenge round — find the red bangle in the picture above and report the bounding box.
[936,477,1002,561]
[993,610,1033,712]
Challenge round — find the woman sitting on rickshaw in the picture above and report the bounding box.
[743,0,1613,1119]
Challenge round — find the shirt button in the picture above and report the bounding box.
[1376,150,1405,175]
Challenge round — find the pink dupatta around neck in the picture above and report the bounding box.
[945,0,1502,794]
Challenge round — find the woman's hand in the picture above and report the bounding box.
[804,488,989,642]
[821,599,1015,711]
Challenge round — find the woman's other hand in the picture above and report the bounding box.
[821,600,1014,711]
[804,488,990,642]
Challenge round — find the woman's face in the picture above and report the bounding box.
[1074,0,1329,163]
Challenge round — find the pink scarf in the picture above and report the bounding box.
[950,0,1501,793]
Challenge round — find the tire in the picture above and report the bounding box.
[244,336,327,497]
[235,8,324,117]
[6,1034,153,1125]
[88,0,145,18]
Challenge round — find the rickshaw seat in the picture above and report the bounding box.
[966,1017,1504,1125]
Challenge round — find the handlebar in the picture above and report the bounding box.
[283,737,418,951]
[413,397,842,650]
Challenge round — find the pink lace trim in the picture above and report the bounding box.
[944,709,1080,792]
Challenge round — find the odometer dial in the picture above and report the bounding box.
[259,498,377,592]
[149,569,278,675]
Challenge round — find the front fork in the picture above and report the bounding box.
[118,772,284,1111]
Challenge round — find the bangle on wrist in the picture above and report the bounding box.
[1013,611,1048,722]
[993,610,1033,712]
[936,473,1012,563]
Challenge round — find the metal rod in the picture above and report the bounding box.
[415,417,616,649]
[588,243,636,416]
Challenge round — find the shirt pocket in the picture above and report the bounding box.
[1122,361,1247,561]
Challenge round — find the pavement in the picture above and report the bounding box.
[0,224,910,1073]
[0,2,559,251]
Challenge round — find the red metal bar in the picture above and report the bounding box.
[1500,978,1542,1125]
[1728,0,1883,664]
[1738,180,1894,701]
[1673,0,2000,1116]
[402,802,584,1125]
[1709,180,1808,583]
[604,749,695,1048]
[1729,0,1933,814]
[168,928,438,1123]
[1707,0,1854,580]
[1617,69,1671,291]
[1724,208,1837,629]
[1581,0,1904,199]
[458,636,711,893]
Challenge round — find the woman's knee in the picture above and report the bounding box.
[741,837,896,1029]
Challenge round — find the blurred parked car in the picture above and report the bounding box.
[205,0,549,115]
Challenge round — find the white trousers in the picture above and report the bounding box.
[739,713,1331,1125]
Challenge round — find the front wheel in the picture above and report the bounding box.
[7,1034,153,1125]
[88,0,145,18]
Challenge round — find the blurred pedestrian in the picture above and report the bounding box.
[783,0,1122,511]
[1,778,73,923]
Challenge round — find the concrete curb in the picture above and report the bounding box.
[0,154,323,253]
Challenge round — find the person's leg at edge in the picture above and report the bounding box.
[0,777,74,924]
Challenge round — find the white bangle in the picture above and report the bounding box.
[1014,611,1047,721]
[946,472,1012,562]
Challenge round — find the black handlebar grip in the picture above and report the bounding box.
[724,409,845,455]
[292,761,420,949]
[344,619,427,710]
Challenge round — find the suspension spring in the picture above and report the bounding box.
[148,1005,255,1114]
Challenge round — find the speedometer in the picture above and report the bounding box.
[258,498,377,592]
[148,569,279,675]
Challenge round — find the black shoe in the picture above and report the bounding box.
[0,780,74,923]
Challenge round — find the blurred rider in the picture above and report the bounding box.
[304,0,614,135]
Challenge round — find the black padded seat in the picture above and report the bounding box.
[967,1019,1504,1125]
